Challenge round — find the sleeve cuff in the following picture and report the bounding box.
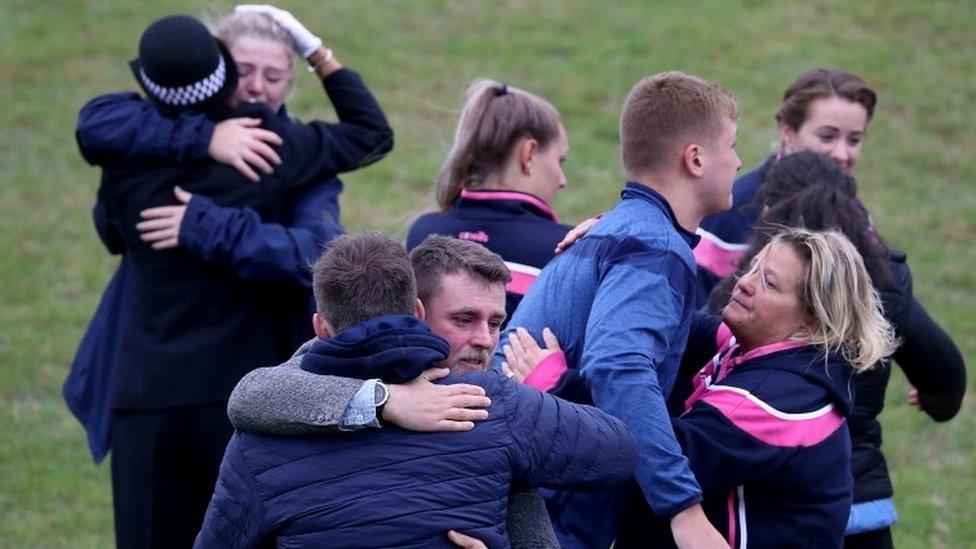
[340,379,380,431]
[321,67,356,87]
[661,494,704,520]
[189,120,216,160]
[523,351,568,392]
[178,194,216,252]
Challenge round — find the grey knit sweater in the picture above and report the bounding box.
[227,339,365,434]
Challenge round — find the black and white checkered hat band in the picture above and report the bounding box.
[140,56,227,107]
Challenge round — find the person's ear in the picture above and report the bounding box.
[518,138,539,176]
[414,298,426,321]
[682,143,705,178]
[779,122,797,153]
[312,312,333,339]
[798,308,821,338]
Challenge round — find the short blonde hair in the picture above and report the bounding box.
[751,228,896,372]
[620,71,738,176]
[213,11,297,65]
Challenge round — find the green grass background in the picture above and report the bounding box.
[1,0,973,546]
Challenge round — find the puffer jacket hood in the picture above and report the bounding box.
[300,314,449,383]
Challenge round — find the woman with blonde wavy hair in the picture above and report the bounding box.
[506,227,896,547]
[702,151,966,548]
[607,228,896,547]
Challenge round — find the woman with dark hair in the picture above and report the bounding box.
[406,79,573,321]
[707,152,966,548]
[695,68,877,304]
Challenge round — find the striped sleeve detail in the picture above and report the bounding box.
[504,261,542,296]
[701,385,844,447]
[694,228,748,278]
[736,485,748,549]
[725,486,748,549]
[726,489,737,547]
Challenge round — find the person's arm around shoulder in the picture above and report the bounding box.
[76,91,283,180]
[228,360,368,435]
[76,92,214,165]
[147,184,342,288]
[228,357,491,435]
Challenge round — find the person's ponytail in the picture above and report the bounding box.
[434,79,562,211]
[435,80,503,210]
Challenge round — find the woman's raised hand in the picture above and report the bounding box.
[502,327,562,383]
[235,5,323,58]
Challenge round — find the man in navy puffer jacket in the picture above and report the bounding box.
[195,232,638,547]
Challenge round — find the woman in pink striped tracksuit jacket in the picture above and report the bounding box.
[511,228,896,548]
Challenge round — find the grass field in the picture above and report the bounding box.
[1,0,973,546]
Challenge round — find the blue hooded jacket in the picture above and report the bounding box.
[494,182,703,547]
[196,315,638,548]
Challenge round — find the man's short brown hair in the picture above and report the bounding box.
[410,235,511,304]
[313,232,417,333]
[620,71,739,176]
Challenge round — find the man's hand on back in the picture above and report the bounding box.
[383,368,491,432]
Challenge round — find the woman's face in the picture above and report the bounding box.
[524,123,569,203]
[722,241,811,350]
[781,96,868,175]
[228,36,293,112]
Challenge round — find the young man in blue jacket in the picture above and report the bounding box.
[493,71,742,547]
[195,232,638,547]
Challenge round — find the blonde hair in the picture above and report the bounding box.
[620,71,739,177]
[213,11,297,67]
[434,79,562,210]
[751,228,896,372]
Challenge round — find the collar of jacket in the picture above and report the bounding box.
[299,314,450,383]
[457,188,559,222]
[621,182,700,248]
[728,343,855,417]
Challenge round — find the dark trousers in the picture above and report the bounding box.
[845,527,894,549]
[111,402,234,549]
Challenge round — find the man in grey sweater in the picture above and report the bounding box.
[226,235,558,548]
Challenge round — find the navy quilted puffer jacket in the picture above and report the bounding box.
[195,315,637,548]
